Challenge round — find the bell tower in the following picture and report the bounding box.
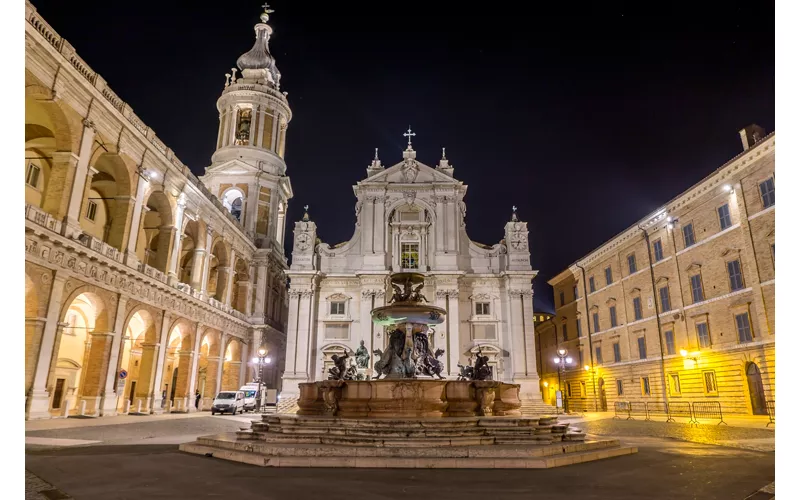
[200,4,292,250]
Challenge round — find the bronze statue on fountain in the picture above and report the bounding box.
[370,273,447,380]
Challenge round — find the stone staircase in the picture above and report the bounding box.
[180,414,637,468]
[519,399,557,416]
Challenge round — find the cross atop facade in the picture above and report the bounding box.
[403,126,416,147]
[260,3,274,22]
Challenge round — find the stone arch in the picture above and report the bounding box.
[178,219,201,287]
[158,318,195,409]
[25,85,75,214]
[196,328,222,408]
[137,189,176,272]
[47,289,112,416]
[118,307,158,412]
[207,238,231,301]
[231,257,250,313]
[25,268,45,394]
[81,152,134,251]
[221,337,244,391]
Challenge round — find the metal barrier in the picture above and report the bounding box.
[628,402,648,420]
[766,400,775,427]
[645,401,668,422]
[691,401,727,426]
[613,401,631,420]
[667,402,694,424]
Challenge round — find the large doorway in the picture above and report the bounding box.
[746,362,767,415]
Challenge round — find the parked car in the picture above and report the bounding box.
[239,384,259,412]
[210,391,245,415]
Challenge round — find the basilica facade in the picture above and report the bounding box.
[282,139,541,401]
[24,2,290,418]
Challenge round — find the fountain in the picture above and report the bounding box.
[179,272,638,468]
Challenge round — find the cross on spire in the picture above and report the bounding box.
[260,3,274,22]
[403,126,416,147]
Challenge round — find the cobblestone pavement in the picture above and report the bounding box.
[575,419,776,451]
[25,470,72,499]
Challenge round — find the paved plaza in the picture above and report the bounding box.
[25,413,774,500]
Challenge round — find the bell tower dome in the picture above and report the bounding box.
[201,4,293,249]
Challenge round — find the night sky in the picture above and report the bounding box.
[30,1,775,312]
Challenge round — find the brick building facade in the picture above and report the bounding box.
[537,126,775,415]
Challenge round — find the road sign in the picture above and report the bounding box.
[119,369,128,379]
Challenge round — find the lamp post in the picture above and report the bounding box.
[553,348,573,415]
[251,347,271,413]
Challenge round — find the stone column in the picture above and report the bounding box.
[61,120,96,237]
[167,196,187,285]
[189,247,206,290]
[133,343,159,413]
[174,350,194,409]
[239,342,249,385]
[186,323,203,412]
[150,313,173,413]
[26,271,68,420]
[123,176,149,267]
[80,332,114,416]
[99,295,128,416]
[252,261,268,319]
[446,291,460,377]
[281,289,313,396]
[153,225,176,274]
[215,334,227,395]
[43,151,79,225]
[200,226,215,299]
[223,249,237,306]
[508,288,540,400]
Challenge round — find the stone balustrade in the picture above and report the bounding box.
[25,204,62,235]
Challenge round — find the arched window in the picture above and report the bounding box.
[222,189,245,223]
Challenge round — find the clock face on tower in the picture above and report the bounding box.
[296,233,311,251]
[509,233,527,251]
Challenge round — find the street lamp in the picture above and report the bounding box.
[251,347,272,413]
[553,349,573,415]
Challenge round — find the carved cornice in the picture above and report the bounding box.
[508,289,534,298]
[435,289,459,298]
[361,289,386,299]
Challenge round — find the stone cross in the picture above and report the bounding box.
[403,126,416,147]
[442,147,446,159]
[374,148,379,160]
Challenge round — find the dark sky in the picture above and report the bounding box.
[30,1,775,312]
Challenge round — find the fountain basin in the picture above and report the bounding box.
[297,379,522,418]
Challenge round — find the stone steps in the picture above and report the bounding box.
[180,435,635,469]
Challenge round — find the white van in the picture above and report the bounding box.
[239,383,260,412]
[210,390,245,415]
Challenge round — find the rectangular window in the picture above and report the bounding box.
[664,330,675,355]
[703,371,718,395]
[324,323,349,340]
[653,239,664,262]
[759,177,775,208]
[580,381,587,397]
[567,383,574,398]
[26,163,41,188]
[659,286,671,313]
[576,319,582,338]
[718,203,732,230]
[735,312,753,343]
[472,324,497,340]
[616,379,624,395]
[637,337,647,359]
[696,322,711,348]
[589,276,596,293]
[475,302,490,315]
[627,254,637,274]
[613,342,621,362]
[641,377,651,396]
[330,301,345,315]
[592,313,600,333]
[595,346,603,365]
[605,267,613,286]
[400,243,419,269]
[669,373,681,395]
[86,200,98,222]
[727,259,744,291]
[632,297,643,321]
[682,223,696,247]
[690,274,704,303]
[561,323,568,342]
[609,306,617,328]
[573,285,578,301]
[559,291,565,307]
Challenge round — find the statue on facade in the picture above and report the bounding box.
[328,352,357,381]
[355,340,370,369]
[456,350,493,381]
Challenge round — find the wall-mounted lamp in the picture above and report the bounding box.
[680,348,699,369]
[667,217,679,230]
[722,184,732,193]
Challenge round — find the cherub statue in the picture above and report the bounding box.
[410,282,428,303]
